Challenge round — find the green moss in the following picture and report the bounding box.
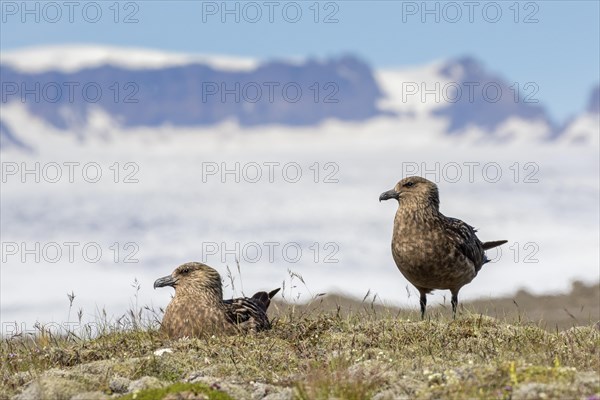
[518,364,576,383]
[117,382,233,400]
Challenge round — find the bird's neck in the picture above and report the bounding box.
[394,201,441,227]
[176,285,224,306]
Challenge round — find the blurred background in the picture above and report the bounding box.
[1,1,598,332]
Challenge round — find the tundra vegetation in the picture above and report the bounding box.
[1,279,598,400]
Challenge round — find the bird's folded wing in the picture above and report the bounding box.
[444,217,485,269]
[223,297,271,329]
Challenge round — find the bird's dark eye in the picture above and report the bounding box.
[181,268,189,274]
[404,181,414,187]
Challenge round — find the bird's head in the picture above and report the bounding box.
[154,262,223,298]
[379,176,440,210]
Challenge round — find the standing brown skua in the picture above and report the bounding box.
[154,262,280,338]
[379,176,507,319]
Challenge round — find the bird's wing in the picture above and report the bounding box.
[223,297,271,331]
[444,217,486,270]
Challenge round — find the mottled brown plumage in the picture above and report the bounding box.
[379,176,507,319]
[154,262,280,338]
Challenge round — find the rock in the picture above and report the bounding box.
[263,387,294,400]
[128,376,166,393]
[512,383,553,400]
[70,391,109,400]
[154,348,174,356]
[187,375,292,400]
[372,390,400,400]
[574,371,600,393]
[12,376,87,400]
[251,382,270,399]
[109,376,131,393]
[251,382,292,400]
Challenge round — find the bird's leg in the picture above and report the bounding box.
[451,291,459,319]
[418,290,427,320]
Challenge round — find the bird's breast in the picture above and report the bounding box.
[390,216,475,290]
[161,296,229,338]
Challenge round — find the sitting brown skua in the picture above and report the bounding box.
[154,262,279,338]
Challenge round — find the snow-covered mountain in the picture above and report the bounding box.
[558,85,600,145]
[0,45,597,150]
[0,119,31,151]
[0,46,385,130]
[375,58,558,143]
[0,45,260,73]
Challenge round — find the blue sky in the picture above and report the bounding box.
[1,1,598,122]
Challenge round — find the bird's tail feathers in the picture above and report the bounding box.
[482,240,508,250]
[251,288,281,310]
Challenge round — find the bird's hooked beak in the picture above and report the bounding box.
[154,275,177,289]
[379,189,400,202]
